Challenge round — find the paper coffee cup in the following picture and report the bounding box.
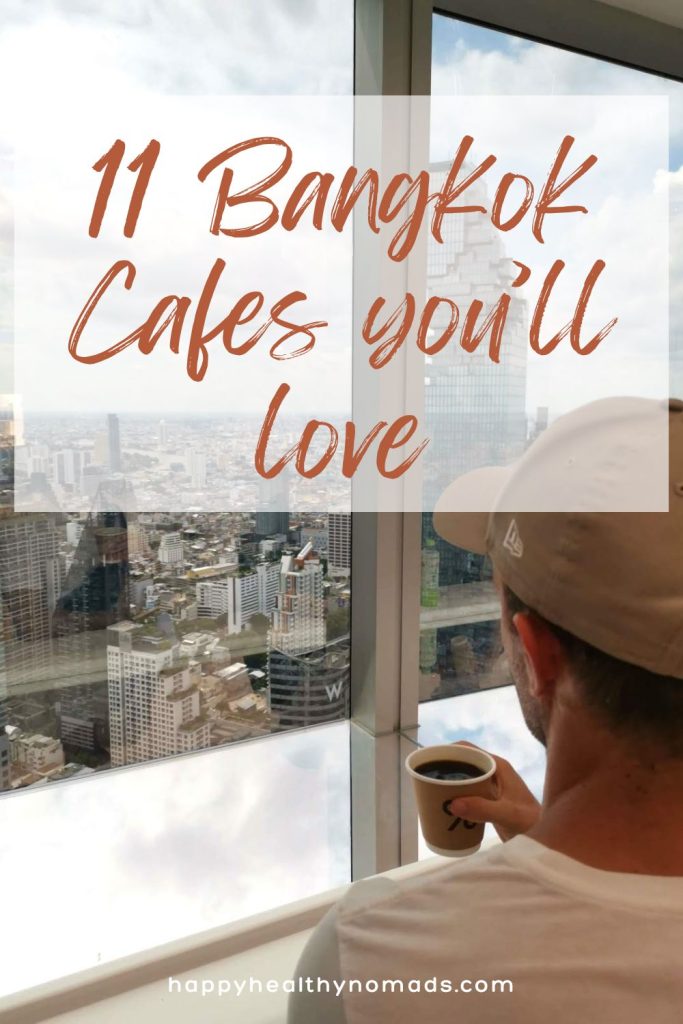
[406,743,497,857]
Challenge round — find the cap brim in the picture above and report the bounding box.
[433,466,511,554]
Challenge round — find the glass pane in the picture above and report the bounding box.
[420,12,683,705]
[1,1,353,781]
[0,720,351,994]
[0,0,353,991]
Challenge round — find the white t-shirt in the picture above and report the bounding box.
[288,836,683,1024]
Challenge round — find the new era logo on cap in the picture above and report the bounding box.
[503,519,524,558]
[433,398,683,679]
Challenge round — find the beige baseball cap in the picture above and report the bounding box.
[433,397,683,678]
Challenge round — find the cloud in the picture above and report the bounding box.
[431,29,683,153]
[0,1,353,103]
[0,720,351,994]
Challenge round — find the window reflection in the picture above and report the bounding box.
[0,502,351,789]
[0,720,351,995]
[421,10,683,703]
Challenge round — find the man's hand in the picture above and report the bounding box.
[448,741,541,842]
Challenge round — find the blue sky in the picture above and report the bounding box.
[432,10,683,169]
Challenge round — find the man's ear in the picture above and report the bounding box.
[512,612,566,698]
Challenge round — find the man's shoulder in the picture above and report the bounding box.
[336,840,520,926]
[335,835,683,935]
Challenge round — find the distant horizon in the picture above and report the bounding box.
[20,409,353,419]
[17,407,548,419]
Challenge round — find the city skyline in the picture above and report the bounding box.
[0,508,351,791]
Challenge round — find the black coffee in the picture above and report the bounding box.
[415,759,484,782]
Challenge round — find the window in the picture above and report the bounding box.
[418,8,683,712]
[0,0,354,996]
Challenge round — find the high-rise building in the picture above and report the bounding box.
[186,450,207,489]
[93,433,108,467]
[54,512,130,642]
[197,562,280,631]
[269,637,350,730]
[422,160,528,589]
[268,544,349,724]
[269,543,325,656]
[26,444,49,476]
[66,520,84,547]
[107,622,210,767]
[158,532,184,567]
[0,512,61,697]
[196,578,230,619]
[54,449,82,490]
[159,419,167,447]
[424,161,527,508]
[255,510,290,538]
[0,598,10,790]
[327,513,351,576]
[127,523,150,558]
[107,414,121,473]
[255,472,290,538]
[53,511,130,752]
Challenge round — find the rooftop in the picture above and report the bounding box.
[165,684,198,702]
[177,714,209,732]
[159,659,190,678]
[217,663,248,679]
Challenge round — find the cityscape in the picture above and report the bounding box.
[10,409,353,516]
[0,158,550,794]
[0,433,353,790]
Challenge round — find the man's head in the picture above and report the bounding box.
[498,579,683,758]
[434,397,683,760]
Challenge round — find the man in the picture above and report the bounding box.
[288,397,683,1024]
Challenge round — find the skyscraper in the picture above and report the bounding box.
[269,543,325,656]
[327,513,351,576]
[54,449,82,490]
[107,622,210,767]
[0,512,61,697]
[53,511,130,751]
[268,543,348,728]
[54,512,130,643]
[107,414,121,473]
[187,450,207,489]
[269,637,350,730]
[196,562,280,631]
[93,433,108,467]
[255,472,290,538]
[255,510,290,538]
[424,161,528,509]
[422,160,528,589]
[0,598,10,790]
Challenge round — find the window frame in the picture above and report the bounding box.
[350,0,683,876]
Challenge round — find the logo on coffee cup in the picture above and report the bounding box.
[442,799,477,831]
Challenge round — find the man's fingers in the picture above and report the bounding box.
[449,796,515,827]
